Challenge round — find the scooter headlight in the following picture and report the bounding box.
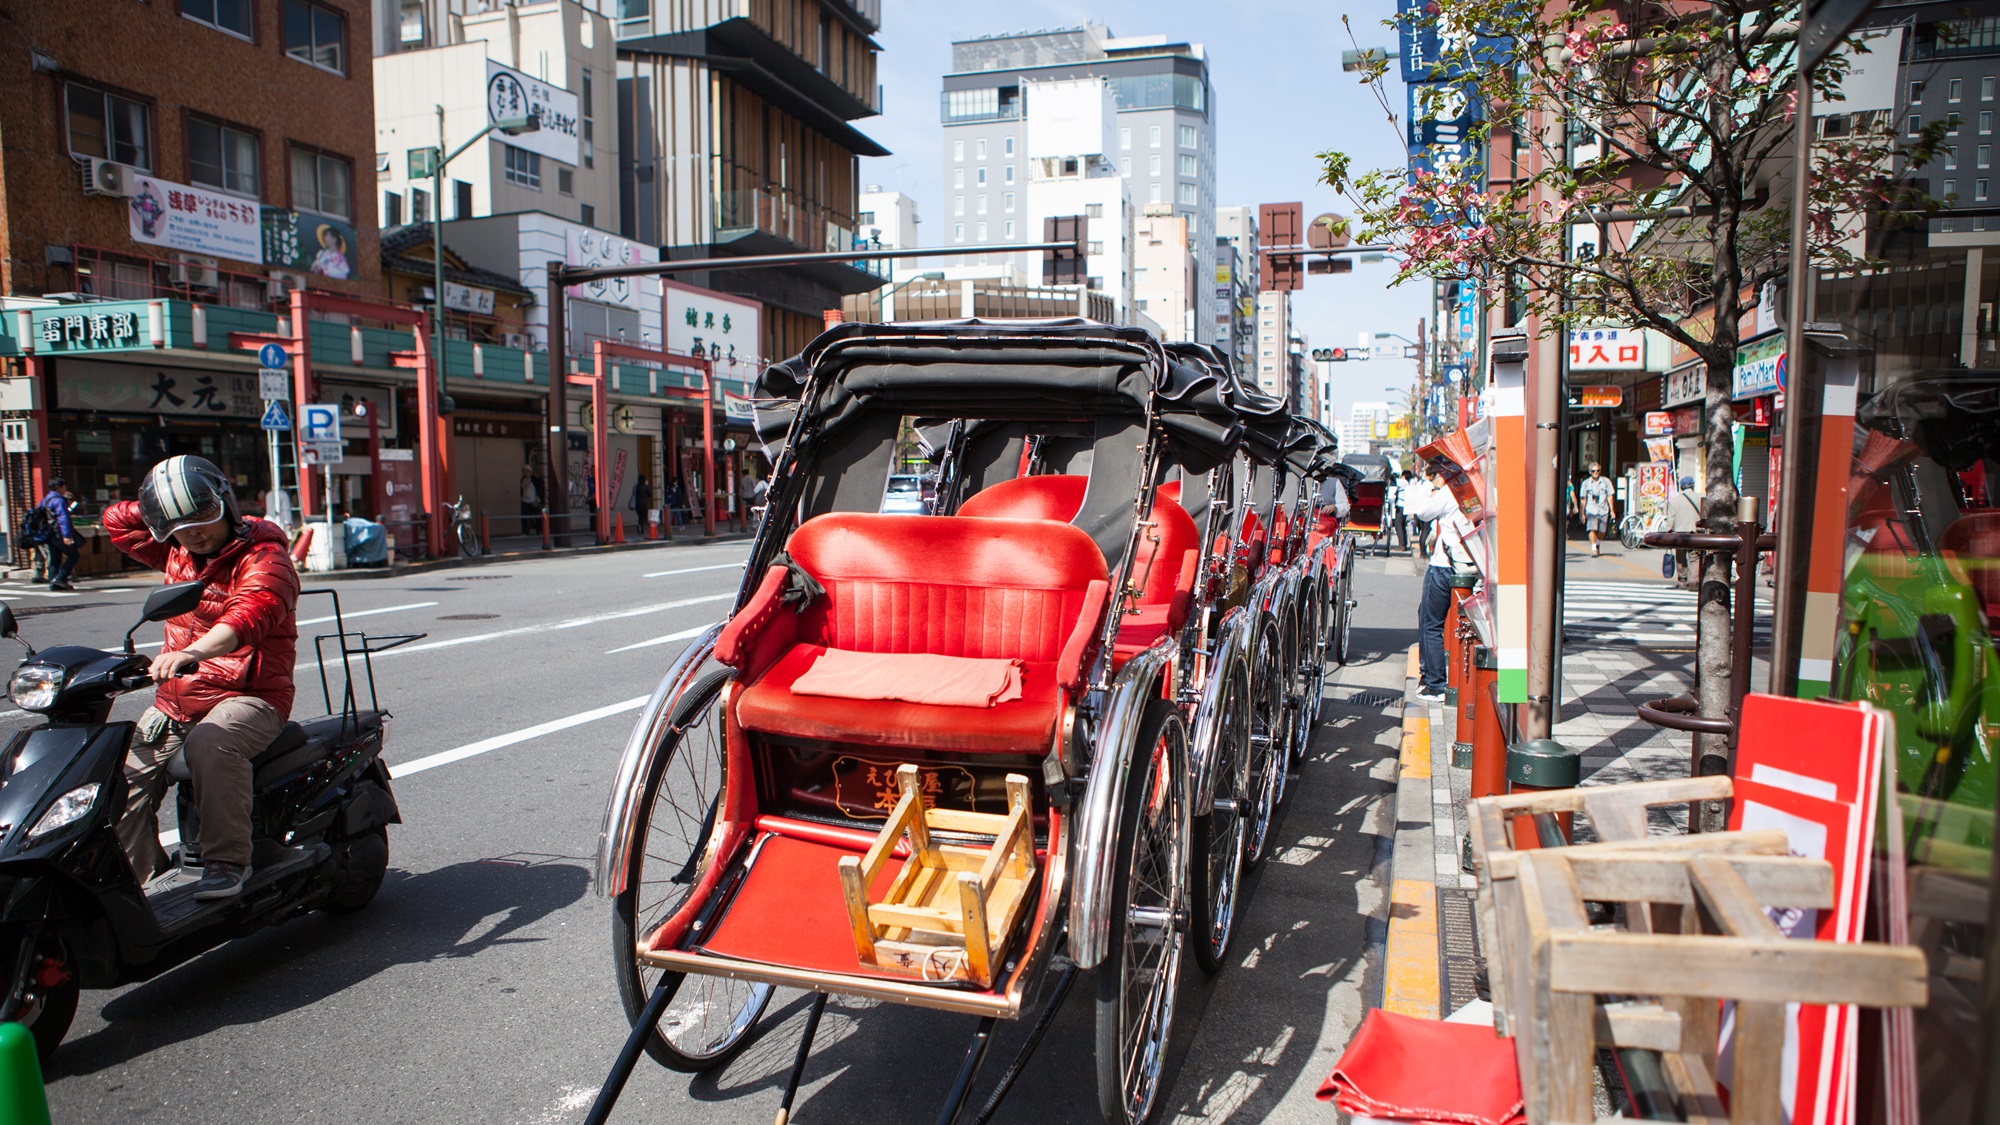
[28,783,99,841]
[8,665,62,711]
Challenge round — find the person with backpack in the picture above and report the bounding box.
[35,478,78,591]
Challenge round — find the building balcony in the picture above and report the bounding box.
[708,188,887,295]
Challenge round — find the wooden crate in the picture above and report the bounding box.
[838,764,1037,988]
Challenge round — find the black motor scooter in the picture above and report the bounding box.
[0,581,417,1059]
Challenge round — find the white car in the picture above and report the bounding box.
[881,474,930,514]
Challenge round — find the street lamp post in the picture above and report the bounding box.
[428,107,537,538]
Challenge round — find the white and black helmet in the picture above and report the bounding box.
[138,455,238,542]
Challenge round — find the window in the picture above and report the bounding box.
[581,68,595,168]
[1179,124,1197,149]
[1982,144,1992,168]
[976,222,987,240]
[975,167,986,186]
[1149,154,1161,175]
[1004,136,1015,156]
[557,167,574,195]
[1178,154,1197,177]
[976,138,986,159]
[1951,113,1964,135]
[1985,111,1995,133]
[1981,178,1991,201]
[187,117,259,197]
[1003,164,1014,185]
[454,179,472,218]
[375,151,390,178]
[1946,178,1958,198]
[976,194,987,215]
[410,186,429,223]
[383,191,403,227]
[953,195,964,216]
[953,139,965,161]
[1948,146,1960,169]
[1177,182,1197,205]
[1986,76,1997,101]
[1149,182,1162,204]
[1909,114,1924,134]
[66,84,151,169]
[502,144,541,188]
[290,145,351,217]
[1119,157,1130,176]
[283,0,346,74]
[1003,192,1015,212]
[1086,203,1104,218]
[1004,220,1015,238]
[1149,125,1161,147]
[1120,127,1131,150]
[1912,80,1926,103]
[953,167,965,188]
[182,0,251,38]
[1088,240,1103,255]
[954,222,964,242]
[1951,77,1965,102]
[581,203,595,227]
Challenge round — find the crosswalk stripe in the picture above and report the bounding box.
[1563,580,1770,648]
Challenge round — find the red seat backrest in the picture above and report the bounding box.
[958,474,1087,522]
[1158,480,1182,505]
[1128,496,1199,605]
[1939,510,2000,615]
[788,513,1109,663]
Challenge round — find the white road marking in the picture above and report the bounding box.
[642,562,744,579]
[0,588,81,600]
[606,625,711,654]
[136,601,443,649]
[391,695,648,778]
[289,592,734,673]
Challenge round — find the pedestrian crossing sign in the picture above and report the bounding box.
[261,400,291,432]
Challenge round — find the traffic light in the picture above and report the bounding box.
[1043,215,1086,284]
[1258,202,1302,292]
[1311,347,1350,362]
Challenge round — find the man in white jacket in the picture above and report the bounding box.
[1404,465,1478,703]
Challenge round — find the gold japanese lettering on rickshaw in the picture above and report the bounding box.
[833,757,979,820]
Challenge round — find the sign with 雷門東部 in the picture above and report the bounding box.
[486,59,580,166]
[127,174,262,263]
[30,306,146,353]
[664,279,762,380]
[261,209,358,280]
[57,358,259,418]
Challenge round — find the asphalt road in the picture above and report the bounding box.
[26,541,1423,1125]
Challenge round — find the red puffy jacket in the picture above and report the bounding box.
[102,502,300,723]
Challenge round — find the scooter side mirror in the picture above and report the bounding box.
[0,601,16,639]
[125,581,204,655]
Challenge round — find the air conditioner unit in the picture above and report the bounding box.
[173,255,220,289]
[80,157,137,198]
[266,270,308,300]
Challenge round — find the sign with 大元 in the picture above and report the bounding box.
[261,209,358,280]
[127,174,263,263]
[486,59,580,166]
[665,279,762,379]
[1568,327,1645,371]
[57,359,259,418]
[1732,335,1785,400]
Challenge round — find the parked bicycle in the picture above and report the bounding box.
[445,496,482,558]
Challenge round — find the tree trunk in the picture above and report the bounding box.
[1695,307,1743,833]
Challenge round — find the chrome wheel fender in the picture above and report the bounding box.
[1068,637,1176,971]
[594,623,725,897]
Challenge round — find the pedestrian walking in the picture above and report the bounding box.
[630,475,654,526]
[1405,464,1477,702]
[38,478,79,591]
[1392,469,1415,551]
[1576,462,1616,557]
[1666,474,1701,586]
[519,465,542,532]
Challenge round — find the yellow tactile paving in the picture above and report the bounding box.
[1382,878,1442,1019]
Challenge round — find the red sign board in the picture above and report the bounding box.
[1642,410,1674,435]
[1578,385,1623,408]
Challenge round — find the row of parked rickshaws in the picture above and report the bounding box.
[586,320,1364,1125]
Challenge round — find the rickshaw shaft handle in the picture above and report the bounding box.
[583,974,684,1125]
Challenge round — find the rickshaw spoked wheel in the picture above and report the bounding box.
[1243,625,1288,866]
[1189,657,1251,975]
[1330,552,1356,667]
[1273,612,1307,803]
[610,669,774,1072]
[1096,699,1190,1125]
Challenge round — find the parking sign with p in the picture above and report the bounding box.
[302,405,342,444]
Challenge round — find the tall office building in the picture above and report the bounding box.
[1254,290,1290,399]
[1214,205,1259,371]
[941,23,1216,341]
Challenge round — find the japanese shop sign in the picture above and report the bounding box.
[1395,0,1513,83]
[565,228,660,313]
[57,359,259,418]
[1643,410,1675,436]
[1568,327,1645,372]
[30,307,145,353]
[1577,385,1622,408]
[127,174,262,263]
[664,279,761,379]
[261,209,359,280]
[486,59,580,166]
[1407,80,1484,150]
[1732,335,1785,400]
[441,282,497,315]
[1664,363,1705,407]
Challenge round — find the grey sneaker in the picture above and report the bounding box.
[192,861,250,901]
[1415,689,1447,703]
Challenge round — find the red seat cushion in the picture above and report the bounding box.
[737,643,1063,753]
[958,474,1087,521]
[1939,510,2000,619]
[1112,603,1177,671]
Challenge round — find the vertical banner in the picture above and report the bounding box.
[1490,345,1529,702]
[1797,359,1861,698]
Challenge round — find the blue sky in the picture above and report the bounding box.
[858,0,1430,425]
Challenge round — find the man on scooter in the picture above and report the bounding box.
[103,456,300,901]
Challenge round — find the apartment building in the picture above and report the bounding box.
[941,22,1216,341]
[1254,290,1290,399]
[1215,204,1259,371]
[1133,208,1193,339]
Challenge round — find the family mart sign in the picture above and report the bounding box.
[1732,335,1785,400]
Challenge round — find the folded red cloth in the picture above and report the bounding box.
[1317,1010,1524,1125]
[788,649,1026,707]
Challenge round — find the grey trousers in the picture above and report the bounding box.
[116,696,283,879]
